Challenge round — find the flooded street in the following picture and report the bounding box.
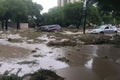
[57,45,120,80]
[0,31,120,80]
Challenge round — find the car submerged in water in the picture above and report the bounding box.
[90,25,117,34]
[39,24,62,32]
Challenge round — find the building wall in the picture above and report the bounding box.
[58,0,82,6]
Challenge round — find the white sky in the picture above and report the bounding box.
[33,0,57,13]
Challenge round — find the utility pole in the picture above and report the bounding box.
[83,0,90,34]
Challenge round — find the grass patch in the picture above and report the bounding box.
[0,69,64,80]
[110,34,120,47]
[0,74,21,80]
[28,69,64,80]
[17,60,37,65]
[56,57,70,63]
[11,29,42,40]
[8,38,23,43]
[33,54,45,57]
[79,34,111,44]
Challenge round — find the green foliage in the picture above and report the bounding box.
[102,14,114,24]
[29,69,64,80]
[94,0,120,12]
[43,2,102,27]
[43,6,65,25]
[92,0,120,23]
[63,2,82,26]
[87,4,102,25]
[0,69,64,80]
[0,74,21,80]
[79,34,111,44]
[0,0,43,28]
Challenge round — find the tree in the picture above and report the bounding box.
[63,2,82,27]
[43,2,101,27]
[92,0,120,24]
[26,1,43,27]
[87,4,102,25]
[93,0,120,12]
[0,0,6,30]
[0,0,43,30]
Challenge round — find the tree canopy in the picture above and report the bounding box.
[43,2,101,27]
[0,0,43,30]
[93,0,120,12]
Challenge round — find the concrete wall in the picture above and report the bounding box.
[20,23,29,30]
[0,22,29,30]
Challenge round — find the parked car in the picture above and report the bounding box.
[90,25,117,34]
[40,24,62,32]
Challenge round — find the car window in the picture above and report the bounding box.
[105,26,109,29]
[49,26,54,28]
[110,26,113,29]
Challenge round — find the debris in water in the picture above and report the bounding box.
[17,60,38,65]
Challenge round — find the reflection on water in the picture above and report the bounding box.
[57,45,120,80]
[85,58,93,69]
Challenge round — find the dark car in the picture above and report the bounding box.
[40,24,62,32]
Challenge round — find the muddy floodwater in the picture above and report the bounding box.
[0,33,120,80]
[0,44,29,59]
[57,45,120,80]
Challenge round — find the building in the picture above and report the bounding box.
[57,0,82,6]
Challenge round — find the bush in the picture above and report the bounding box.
[29,69,64,80]
[0,74,21,80]
[0,69,64,80]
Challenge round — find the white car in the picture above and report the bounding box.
[90,25,117,34]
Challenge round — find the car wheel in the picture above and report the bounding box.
[100,31,104,34]
[115,31,117,35]
[115,31,117,33]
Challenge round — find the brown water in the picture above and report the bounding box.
[0,41,120,80]
[57,45,120,80]
[0,44,30,59]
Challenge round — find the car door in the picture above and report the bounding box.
[109,26,115,33]
[104,26,110,33]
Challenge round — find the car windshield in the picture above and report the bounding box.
[97,25,106,29]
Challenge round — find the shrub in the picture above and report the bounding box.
[0,74,21,80]
[29,69,64,80]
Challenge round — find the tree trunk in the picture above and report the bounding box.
[5,19,8,30]
[17,15,20,29]
[2,20,4,30]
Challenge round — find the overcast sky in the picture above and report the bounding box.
[33,0,57,13]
